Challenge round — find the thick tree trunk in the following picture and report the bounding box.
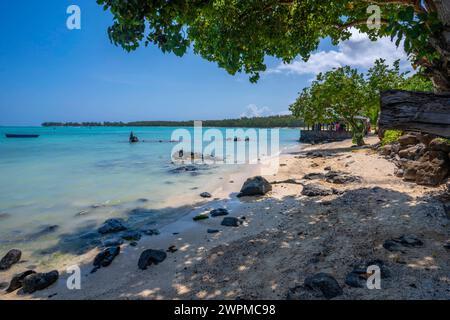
[424,1,450,92]
[379,90,450,137]
[433,0,450,26]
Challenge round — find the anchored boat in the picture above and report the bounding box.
[5,134,40,138]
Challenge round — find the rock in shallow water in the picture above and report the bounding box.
[210,208,229,217]
[6,270,36,292]
[98,218,127,234]
[92,246,120,273]
[221,217,241,227]
[22,270,59,294]
[27,225,59,240]
[0,249,22,271]
[193,214,209,221]
[138,249,167,270]
[237,176,272,197]
[121,230,142,241]
[102,238,124,247]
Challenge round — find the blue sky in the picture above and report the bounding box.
[0,1,411,126]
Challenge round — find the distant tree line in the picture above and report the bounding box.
[42,115,304,128]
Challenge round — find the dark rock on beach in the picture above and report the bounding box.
[92,246,120,273]
[207,229,220,234]
[98,218,127,234]
[301,171,361,184]
[303,172,325,180]
[210,208,229,217]
[288,273,343,300]
[221,217,240,227]
[22,270,59,294]
[6,270,36,292]
[304,273,343,299]
[345,272,365,288]
[0,249,22,271]
[396,234,423,247]
[383,234,423,252]
[345,260,390,288]
[383,240,404,252]
[301,184,333,197]
[324,171,361,184]
[138,249,167,270]
[237,176,272,197]
[200,192,212,198]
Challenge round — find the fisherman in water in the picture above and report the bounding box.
[129,132,139,143]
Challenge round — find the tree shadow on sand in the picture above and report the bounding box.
[6,186,449,300]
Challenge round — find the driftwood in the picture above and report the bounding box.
[379,90,450,138]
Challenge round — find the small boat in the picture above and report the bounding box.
[5,134,40,138]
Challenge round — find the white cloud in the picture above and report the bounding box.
[240,104,272,118]
[240,104,291,118]
[269,28,411,76]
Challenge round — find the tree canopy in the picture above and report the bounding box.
[289,59,433,145]
[290,66,370,145]
[97,0,450,91]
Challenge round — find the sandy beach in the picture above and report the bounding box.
[1,135,449,300]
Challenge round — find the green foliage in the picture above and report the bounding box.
[381,129,403,145]
[366,59,407,124]
[290,59,433,144]
[42,115,304,128]
[289,66,370,145]
[434,137,450,145]
[400,73,435,92]
[96,0,444,83]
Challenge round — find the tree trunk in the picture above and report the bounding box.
[379,90,450,137]
[425,1,450,92]
[433,0,450,26]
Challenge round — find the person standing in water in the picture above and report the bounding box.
[129,132,139,143]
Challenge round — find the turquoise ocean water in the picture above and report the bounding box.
[0,126,300,261]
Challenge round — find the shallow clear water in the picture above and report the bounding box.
[0,126,300,259]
